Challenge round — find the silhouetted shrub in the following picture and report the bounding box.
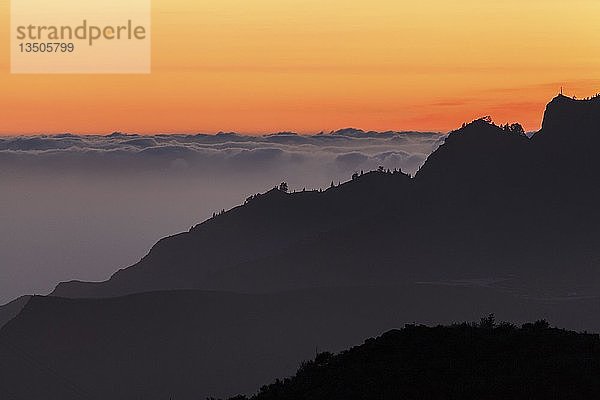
[227,319,600,400]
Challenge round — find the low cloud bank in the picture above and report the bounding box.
[0,130,443,178]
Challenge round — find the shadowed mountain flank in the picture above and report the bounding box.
[0,296,31,330]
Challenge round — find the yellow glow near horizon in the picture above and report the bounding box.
[1,0,600,134]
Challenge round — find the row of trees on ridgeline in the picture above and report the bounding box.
[211,166,405,218]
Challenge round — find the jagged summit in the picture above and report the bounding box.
[414,116,529,192]
[552,92,600,103]
[450,117,526,141]
[535,93,600,145]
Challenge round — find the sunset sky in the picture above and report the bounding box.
[1,0,600,134]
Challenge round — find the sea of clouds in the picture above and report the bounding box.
[0,130,444,304]
[0,129,442,178]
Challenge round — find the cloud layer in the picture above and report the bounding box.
[0,129,443,177]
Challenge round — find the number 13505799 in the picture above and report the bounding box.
[18,42,75,53]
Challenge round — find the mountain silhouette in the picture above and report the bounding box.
[535,94,600,146]
[51,95,600,299]
[51,170,414,297]
[229,319,600,400]
[2,94,600,398]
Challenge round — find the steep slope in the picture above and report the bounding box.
[52,171,413,297]
[531,94,600,203]
[0,296,30,329]
[416,118,530,199]
[535,94,600,147]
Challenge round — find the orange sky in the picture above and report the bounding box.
[1,0,600,134]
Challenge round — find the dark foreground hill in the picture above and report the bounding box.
[231,319,600,400]
[2,286,600,400]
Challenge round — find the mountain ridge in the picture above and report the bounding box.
[50,95,600,299]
